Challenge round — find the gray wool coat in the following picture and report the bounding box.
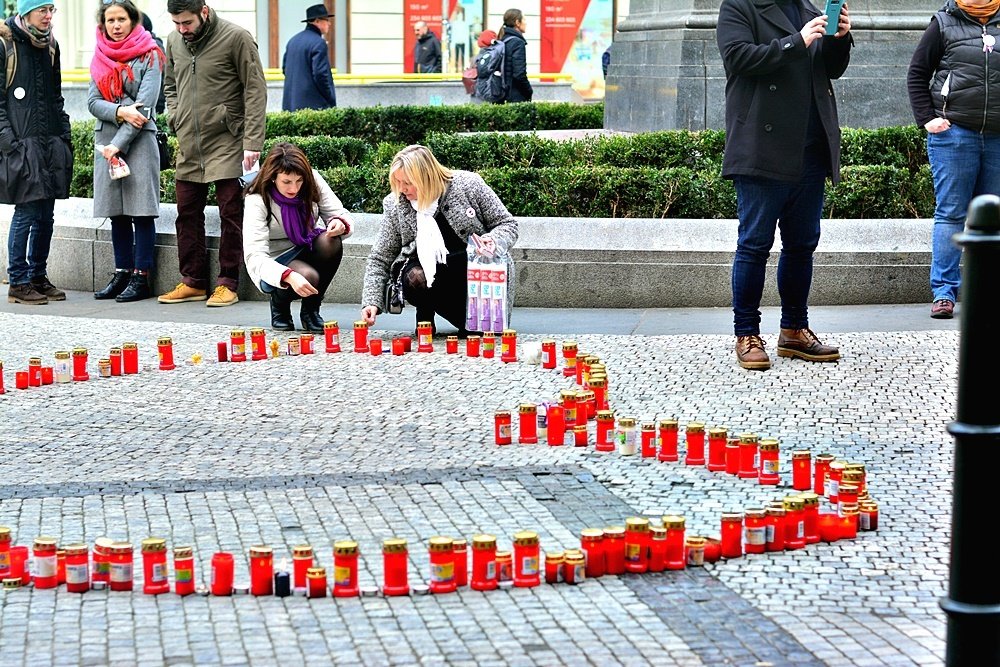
[88,50,163,218]
[361,170,519,313]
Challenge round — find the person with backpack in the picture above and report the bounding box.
[471,29,506,103]
[497,8,532,103]
[0,1,74,306]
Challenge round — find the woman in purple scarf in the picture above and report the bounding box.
[243,143,355,331]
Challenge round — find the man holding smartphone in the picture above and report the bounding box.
[716,0,852,370]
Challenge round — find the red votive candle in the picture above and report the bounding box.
[685,536,706,567]
[0,361,6,394]
[453,539,468,587]
[40,366,53,385]
[57,549,66,584]
[561,340,578,377]
[249,545,273,596]
[0,527,12,578]
[216,341,228,362]
[744,508,767,554]
[92,538,113,584]
[684,422,706,465]
[792,450,812,491]
[725,438,740,474]
[109,542,134,591]
[470,534,498,591]
[624,518,650,573]
[32,537,58,589]
[707,427,728,471]
[382,538,410,596]
[369,338,382,356]
[28,357,42,387]
[544,551,563,584]
[229,330,246,363]
[580,529,605,578]
[845,463,867,494]
[641,422,657,458]
[595,410,615,451]
[657,419,679,462]
[500,329,517,362]
[465,335,480,357]
[64,543,89,593]
[720,512,743,559]
[818,513,841,542]
[589,377,608,412]
[518,403,538,444]
[648,526,667,572]
[417,321,434,352]
[546,404,566,446]
[564,552,586,584]
[662,515,686,570]
[782,496,806,550]
[446,335,458,354]
[482,332,495,358]
[428,536,457,594]
[121,341,139,374]
[109,347,123,374]
[10,545,29,584]
[859,501,879,531]
[72,348,90,381]
[758,438,780,485]
[839,503,860,539]
[141,538,169,595]
[333,540,359,597]
[827,460,847,504]
[573,424,587,447]
[766,504,786,551]
[250,328,268,361]
[703,537,722,563]
[392,338,406,355]
[814,453,835,496]
[603,526,626,575]
[210,552,234,596]
[157,337,176,371]
[512,531,540,587]
[292,545,313,590]
[495,410,512,445]
[541,339,556,369]
[353,321,369,353]
[307,567,327,598]
[324,321,341,353]
[173,546,195,596]
[300,333,314,355]
[738,432,759,479]
[15,371,28,390]
[799,492,821,544]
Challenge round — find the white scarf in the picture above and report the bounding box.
[410,198,447,287]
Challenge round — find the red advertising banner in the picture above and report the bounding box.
[404,2,444,73]
[540,0,590,73]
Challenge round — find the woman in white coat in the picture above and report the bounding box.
[243,142,354,331]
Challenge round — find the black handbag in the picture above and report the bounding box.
[384,257,406,315]
[155,130,170,171]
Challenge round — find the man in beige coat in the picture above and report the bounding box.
[159,0,266,307]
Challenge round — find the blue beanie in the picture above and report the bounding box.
[18,0,50,16]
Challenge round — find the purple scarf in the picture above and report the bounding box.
[270,187,323,248]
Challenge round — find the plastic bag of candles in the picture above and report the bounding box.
[465,234,509,334]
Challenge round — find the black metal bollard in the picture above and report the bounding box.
[941,194,1000,666]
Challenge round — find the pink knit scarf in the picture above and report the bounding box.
[90,24,164,103]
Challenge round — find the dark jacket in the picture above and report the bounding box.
[500,26,532,102]
[0,19,73,205]
[414,31,441,73]
[282,24,336,111]
[716,0,852,184]
[908,2,1000,134]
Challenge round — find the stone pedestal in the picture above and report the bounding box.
[605,0,944,131]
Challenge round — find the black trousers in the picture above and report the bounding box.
[402,250,467,330]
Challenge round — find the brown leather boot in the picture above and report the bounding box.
[777,328,840,362]
[735,335,770,370]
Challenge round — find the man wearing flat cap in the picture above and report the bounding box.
[282,3,337,111]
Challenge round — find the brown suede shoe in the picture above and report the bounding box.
[736,335,770,370]
[777,328,840,362]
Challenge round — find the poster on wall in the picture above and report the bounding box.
[541,0,613,99]
[404,1,444,73]
[445,0,485,73]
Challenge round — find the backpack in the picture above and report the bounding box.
[1,35,57,92]
[473,40,506,103]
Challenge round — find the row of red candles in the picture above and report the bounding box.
[0,499,877,599]
[0,323,543,394]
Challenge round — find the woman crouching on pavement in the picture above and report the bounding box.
[243,142,354,332]
[360,144,518,334]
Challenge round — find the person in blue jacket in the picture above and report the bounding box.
[282,4,336,111]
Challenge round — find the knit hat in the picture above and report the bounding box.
[477,30,497,48]
[18,0,50,16]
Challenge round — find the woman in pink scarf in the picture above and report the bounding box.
[88,0,165,303]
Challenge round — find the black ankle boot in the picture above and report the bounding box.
[270,291,295,331]
[300,296,325,333]
[95,269,131,300]
[116,272,152,302]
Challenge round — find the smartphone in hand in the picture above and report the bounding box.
[824,0,844,36]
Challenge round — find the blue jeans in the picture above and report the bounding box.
[927,124,1000,303]
[110,216,156,272]
[732,157,826,336]
[6,198,55,286]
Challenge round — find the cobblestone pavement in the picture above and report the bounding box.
[0,309,954,666]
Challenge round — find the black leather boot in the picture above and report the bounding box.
[300,295,325,333]
[95,269,131,300]
[116,272,152,303]
[270,290,295,331]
